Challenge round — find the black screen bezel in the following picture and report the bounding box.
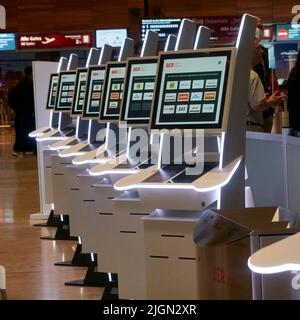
[120,57,158,125]
[46,73,59,110]
[71,68,88,116]
[54,70,77,112]
[81,65,106,119]
[99,62,126,122]
[150,50,232,130]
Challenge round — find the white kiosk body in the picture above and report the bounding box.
[112,14,256,299]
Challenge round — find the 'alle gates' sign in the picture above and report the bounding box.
[18,32,94,49]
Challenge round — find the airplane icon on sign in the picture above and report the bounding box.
[41,37,55,45]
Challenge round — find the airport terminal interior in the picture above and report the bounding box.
[1,0,300,301]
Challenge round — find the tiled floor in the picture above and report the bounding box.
[0,127,103,299]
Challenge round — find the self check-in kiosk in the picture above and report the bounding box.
[61,31,160,271]
[84,22,211,299]
[41,35,159,292]
[35,54,79,142]
[49,47,103,151]
[56,21,197,298]
[51,38,135,245]
[35,46,124,288]
[29,56,77,224]
[36,49,102,238]
[46,47,112,227]
[109,14,257,299]
[29,57,68,139]
[32,54,79,230]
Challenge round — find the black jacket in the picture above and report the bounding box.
[287,68,300,131]
[9,77,34,118]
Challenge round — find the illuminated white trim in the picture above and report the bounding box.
[72,151,112,165]
[51,203,54,210]
[118,40,125,62]
[86,50,93,68]
[217,136,221,153]
[194,26,205,50]
[36,135,67,142]
[49,110,53,128]
[150,133,154,145]
[67,56,73,71]
[140,30,149,57]
[114,158,242,192]
[164,35,171,51]
[87,120,92,144]
[219,132,225,170]
[29,130,49,138]
[49,143,71,151]
[108,273,112,282]
[247,258,300,274]
[236,14,245,49]
[78,236,82,245]
[158,132,164,170]
[75,116,80,139]
[115,182,195,191]
[91,253,95,262]
[98,46,105,64]
[58,113,62,131]
[175,21,185,51]
[59,151,85,158]
[60,214,64,222]
[57,60,63,73]
[217,188,221,209]
[105,122,110,150]
[126,127,132,157]
[194,157,241,192]
[89,168,138,177]
[57,57,67,73]
[72,157,105,165]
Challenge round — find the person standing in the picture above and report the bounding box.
[287,48,300,136]
[9,65,36,156]
[253,17,273,132]
[247,40,286,132]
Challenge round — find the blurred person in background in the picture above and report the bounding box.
[247,40,285,132]
[8,65,36,156]
[253,17,273,132]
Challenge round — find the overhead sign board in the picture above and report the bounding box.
[276,24,300,41]
[191,16,241,42]
[18,32,94,49]
[141,16,242,43]
[0,33,16,51]
[141,18,181,41]
[95,29,127,48]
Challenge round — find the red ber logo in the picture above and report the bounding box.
[133,67,141,72]
[112,70,118,74]
[277,28,288,40]
[166,63,175,68]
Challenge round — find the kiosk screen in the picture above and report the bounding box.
[46,73,59,110]
[82,66,106,118]
[151,50,232,129]
[99,62,126,121]
[71,68,88,115]
[120,58,157,124]
[55,71,77,111]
